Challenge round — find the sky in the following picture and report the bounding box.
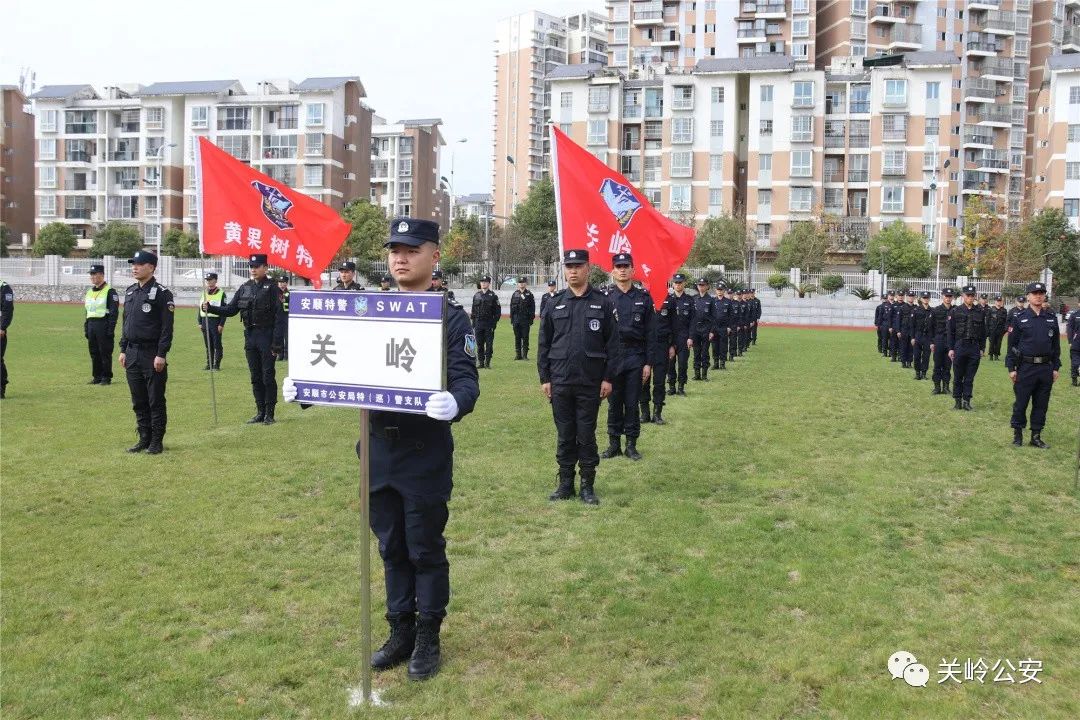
[0,0,601,197]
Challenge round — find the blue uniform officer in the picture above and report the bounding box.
[1005,282,1060,448]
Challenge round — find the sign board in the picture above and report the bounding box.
[287,290,446,415]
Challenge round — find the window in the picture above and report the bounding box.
[882,184,904,213]
[760,153,772,171]
[398,137,413,155]
[39,139,56,160]
[613,48,628,66]
[883,149,906,175]
[760,85,774,102]
[613,26,629,43]
[792,115,813,142]
[793,19,809,37]
[793,81,814,107]
[1064,198,1079,217]
[39,166,56,188]
[304,165,322,187]
[926,82,940,100]
[40,109,57,132]
[793,0,809,13]
[587,119,607,145]
[791,187,813,212]
[711,87,725,103]
[710,120,724,137]
[850,84,870,113]
[852,43,867,57]
[1069,86,1080,104]
[560,123,571,135]
[561,92,572,108]
[276,105,298,130]
[708,154,723,172]
[398,180,412,200]
[1069,125,1080,143]
[190,106,208,129]
[306,103,325,127]
[39,195,56,217]
[925,118,940,136]
[305,132,324,156]
[398,158,413,176]
[588,87,610,111]
[1068,162,1080,180]
[791,150,812,177]
[756,224,771,243]
[217,107,251,131]
[145,107,164,130]
[709,188,723,208]
[759,119,773,136]
[671,151,692,177]
[671,117,694,143]
[884,79,907,106]
[758,189,772,206]
[1014,37,1029,57]
[218,135,250,161]
[670,184,691,211]
[262,134,297,159]
[672,86,694,110]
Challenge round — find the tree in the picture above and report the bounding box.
[773,221,830,273]
[862,220,932,278]
[687,215,750,269]
[341,199,389,264]
[161,228,200,258]
[954,196,1003,278]
[33,222,77,257]
[0,225,10,258]
[506,176,558,264]
[1024,208,1080,294]
[450,215,483,258]
[89,221,144,258]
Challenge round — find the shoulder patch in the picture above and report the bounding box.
[464,334,477,358]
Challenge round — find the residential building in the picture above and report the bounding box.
[370,117,446,229]
[30,77,372,248]
[1030,53,1080,227]
[1,85,34,245]
[455,192,493,219]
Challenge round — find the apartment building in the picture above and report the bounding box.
[30,76,372,248]
[493,10,608,221]
[1030,53,1080,227]
[548,51,957,258]
[370,117,446,229]
[455,192,494,219]
[1,85,34,245]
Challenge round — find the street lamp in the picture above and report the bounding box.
[151,142,178,257]
[446,137,467,223]
[931,157,950,286]
[506,154,518,215]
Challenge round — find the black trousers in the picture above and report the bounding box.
[913,334,931,374]
[244,326,276,409]
[642,354,668,411]
[877,326,887,354]
[1071,348,1080,378]
[512,322,531,358]
[667,337,690,387]
[124,344,167,440]
[691,331,711,371]
[952,342,982,400]
[899,333,913,363]
[750,321,758,344]
[200,319,223,368]
[369,487,450,618]
[889,330,900,359]
[86,319,114,381]
[932,334,951,382]
[728,328,739,360]
[711,331,725,365]
[475,327,495,365]
[551,384,602,474]
[1,332,8,390]
[607,361,644,439]
[988,331,1005,358]
[1010,362,1054,432]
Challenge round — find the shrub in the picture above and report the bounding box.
[851,286,876,300]
[820,274,845,294]
[767,273,790,296]
[796,282,817,298]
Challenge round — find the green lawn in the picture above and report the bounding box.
[1,304,1078,719]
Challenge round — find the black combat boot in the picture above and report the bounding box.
[146,433,164,455]
[1012,428,1023,447]
[667,383,676,396]
[203,364,211,371]
[371,612,416,671]
[932,380,941,395]
[719,359,726,369]
[549,471,575,500]
[89,377,101,384]
[579,473,599,505]
[1029,432,1049,449]
[263,404,276,425]
[693,367,701,381]
[514,351,522,360]
[600,435,622,459]
[652,406,665,425]
[953,398,963,410]
[942,380,950,395]
[407,614,442,681]
[1072,374,1078,387]
[624,438,642,461]
[640,404,651,423]
[677,384,686,396]
[962,399,973,411]
[701,367,709,381]
[247,404,266,424]
[127,431,151,453]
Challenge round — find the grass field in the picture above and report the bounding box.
[1,303,1078,720]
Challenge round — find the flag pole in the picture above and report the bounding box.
[549,124,566,289]
[358,408,373,704]
[194,137,218,424]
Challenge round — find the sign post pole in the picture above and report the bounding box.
[358,407,372,705]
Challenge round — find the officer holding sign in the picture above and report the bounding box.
[285,217,479,681]
[85,263,119,384]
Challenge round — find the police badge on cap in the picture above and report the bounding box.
[563,249,589,265]
[386,217,440,247]
[1026,282,1047,294]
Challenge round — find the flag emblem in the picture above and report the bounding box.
[251,180,295,230]
[599,178,642,229]
[353,296,368,317]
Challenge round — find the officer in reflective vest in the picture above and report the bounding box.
[85,263,119,385]
[199,273,227,370]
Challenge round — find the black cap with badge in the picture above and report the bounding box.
[941,288,955,297]
[920,291,930,299]
[1026,282,1047,294]
[205,272,218,280]
[547,279,556,287]
[249,254,268,267]
[612,252,633,266]
[481,274,492,282]
[563,249,589,265]
[88,264,105,274]
[385,217,440,247]
[518,276,528,283]
[672,273,687,283]
[1015,295,1026,303]
[339,260,357,272]
[696,277,709,286]
[431,270,443,280]
[962,284,977,295]
[381,274,392,283]
[128,250,158,266]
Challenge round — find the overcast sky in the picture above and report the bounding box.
[0,0,601,196]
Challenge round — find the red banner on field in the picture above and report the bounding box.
[196,136,349,288]
[549,126,695,309]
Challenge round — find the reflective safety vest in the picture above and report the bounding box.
[200,288,224,318]
[85,284,111,319]
[280,290,290,314]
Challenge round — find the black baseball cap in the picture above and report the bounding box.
[339,261,357,272]
[249,254,268,267]
[563,249,589,265]
[204,272,218,280]
[612,252,633,266]
[88,264,105,274]
[1026,282,1047,294]
[386,217,440,247]
[128,250,158,266]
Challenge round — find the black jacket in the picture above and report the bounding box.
[120,278,175,358]
[537,286,622,386]
[510,288,536,325]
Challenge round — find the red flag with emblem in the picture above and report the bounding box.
[196,136,350,288]
[549,125,695,309]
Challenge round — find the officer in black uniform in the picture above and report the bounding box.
[986,294,1008,360]
[691,278,714,381]
[1065,306,1080,386]
[600,252,655,461]
[1,280,13,399]
[1006,282,1061,448]
[910,291,933,380]
[379,273,393,292]
[84,263,119,384]
[726,286,741,362]
[276,275,289,361]
[898,290,916,368]
[509,276,536,360]
[666,274,694,396]
[539,279,558,319]
[1007,295,1026,327]
[947,285,987,411]
[538,248,621,504]
[118,250,174,454]
[710,283,729,370]
[286,217,479,681]
[334,260,365,291]
[429,270,454,301]
[747,288,760,346]
[874,291,892,356]
[199,272,227,370]
[978,293,990,312]
[203,254,286,424]
[471,275,500,368]
[889,291,904,362]
[929,288,954,395]
[642,285,674,425]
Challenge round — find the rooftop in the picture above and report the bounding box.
[135,80,241,96]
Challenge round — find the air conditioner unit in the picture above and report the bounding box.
[343,172,356,180]
[345,143,357,151]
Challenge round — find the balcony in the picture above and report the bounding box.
[65,151,93,163]
[883,125,907,142]
[850,100,871,114]
[64,208,92,220]
[966,41,999,57]
[870,5,907,23]
[848,169,869,183]
[623,105,642,119]
[737,27,767,43]
[64,123,97,135]
[976,150,1009,172]
[653,31,681,47]
[977,58,1014,81]
[588,98,610,113]
[644,105,663,118]
[826,217,872,252]
[962,177,996,194]
[752,1,786,18]
[882,162,907,176]
[109,150,138,162]
[972,104,1013,126]
[633,2,663,25]
[1064,26,1080,52]
[968,0,1001,8]
[888,24,923,50]
[824,167,845,183]
[963,78,998,103]
[975,10,1016,35]
[963,128,996,147]
[672,94,694,111]
[849,133,870,149]
[262,147,297,160]
[825,133,846,150]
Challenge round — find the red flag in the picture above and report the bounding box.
[196,136,350,288]
[549,126,695,309]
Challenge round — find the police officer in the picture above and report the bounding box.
[910,291,933,380]
[727,287,742,362]
[601,253,655,461]
[199,272,227,370]
[1006,282,1061,448]
[85,263,119,384]
[666,273,694,396]
[509,276,536,360]
[276,275,290,361]
[429,270,454,301]
[898,290,916,369]
[1066,305,1080,386]
[691,278,714,381]
[978,293,990,311]
[986,294,1008,360]
[471,275,500,368]
[947,285,987,411]
[539,249,620,504]
[379,273,393,292]
[875,292,892,356]
[539,279,558,319]
[119,250,174,454]
[1007,295,1026,326]
[1,280,13,399]
[711,283,731,370]
[286,216,479,681]
[929,288,954,395]
[889,290,904,362]
[748,287,762,346]
[335,260,365,291]
[642,284,674,425]
[203,254,286,425]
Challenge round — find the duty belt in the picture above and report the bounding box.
[1021,355,1051,364]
